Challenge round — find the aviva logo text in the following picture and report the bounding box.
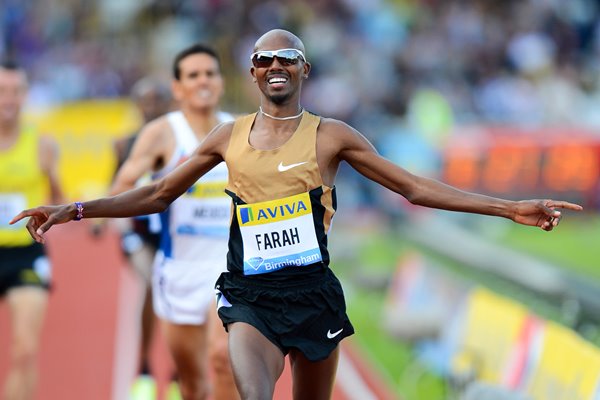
[238,192,312,226]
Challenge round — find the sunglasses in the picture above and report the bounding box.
[250,48,306,68]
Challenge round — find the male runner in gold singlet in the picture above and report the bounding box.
[11,30,583,400]
[0,60,64,400]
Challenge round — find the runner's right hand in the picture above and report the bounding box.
[10,203,76,243]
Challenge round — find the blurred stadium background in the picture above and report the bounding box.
[1,0,600,399]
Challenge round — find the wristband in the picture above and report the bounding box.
[74,202,84,221]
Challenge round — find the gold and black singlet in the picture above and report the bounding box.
[224,111,336,278]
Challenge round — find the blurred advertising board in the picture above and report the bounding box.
[525,321,600,400]
[25,100,140,200]
[450,287,532,385]
[386,254,600,399]
[442,126,600,208]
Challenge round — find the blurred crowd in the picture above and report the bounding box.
[3,0,600,134]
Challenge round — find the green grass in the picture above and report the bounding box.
[495,214,600,281]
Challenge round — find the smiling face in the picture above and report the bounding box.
[251,30,310,105]
[172,52,224,112]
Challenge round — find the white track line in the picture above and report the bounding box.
[336,347,379,400]
[111,267,142,400]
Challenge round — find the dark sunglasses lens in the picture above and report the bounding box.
[277,56,298,66]
[253,54,274,67]
[277,50,301,65]
[252,51,303,67]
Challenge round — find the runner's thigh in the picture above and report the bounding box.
[289,346,339,400]
[228,322,285,400]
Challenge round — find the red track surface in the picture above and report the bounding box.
[0,222,397,400]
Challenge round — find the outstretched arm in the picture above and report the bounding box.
[323,120,583,229]
[11,123,232,243]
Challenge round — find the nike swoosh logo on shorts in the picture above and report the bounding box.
[278,161,308,172]
[327,328,343,339]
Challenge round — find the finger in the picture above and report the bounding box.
[539,203,559,218]
[540,213,562,231]
[541,220,553,231]
[9,209,35,225]
[546,201,583,211]
[26,220,45,244]
[32,230,45,243]
[552,215,562,227]
[37,218,56,237]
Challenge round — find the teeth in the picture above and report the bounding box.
[268,77,287,84]
[198,89,211,98]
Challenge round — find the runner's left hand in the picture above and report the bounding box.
[512,200,582,231]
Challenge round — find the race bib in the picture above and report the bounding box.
[237,192,323,275]
[0,194,26,228]
[171,181,230,237]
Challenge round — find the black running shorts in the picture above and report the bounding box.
[215,268,355,362]
[0,242,51,296]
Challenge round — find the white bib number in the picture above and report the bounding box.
[0,194,26,228]
[171,181,230,237]
[237,192,323,275]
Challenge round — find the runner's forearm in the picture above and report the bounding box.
[407,176,515,219]
[76,182,171,219]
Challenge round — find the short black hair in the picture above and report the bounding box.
[130,76,171,101]
[172,43,220,80]
[0,58,23,71]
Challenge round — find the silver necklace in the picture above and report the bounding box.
[259,106,304,121]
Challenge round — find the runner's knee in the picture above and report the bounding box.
[178,379,210,400]
[209,338,231,374]
[236,381,273,400]
[10,338,39,369]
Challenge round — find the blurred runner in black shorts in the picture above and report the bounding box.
[0,60,64,400]
[112,76,171,398]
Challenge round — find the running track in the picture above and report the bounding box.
[0,222,398,399]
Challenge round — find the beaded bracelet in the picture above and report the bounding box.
[74,202,84,221]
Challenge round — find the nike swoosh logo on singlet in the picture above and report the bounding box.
[278,161,308,172]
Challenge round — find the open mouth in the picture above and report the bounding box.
[197,89,213,98]
[267,76,288,88]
